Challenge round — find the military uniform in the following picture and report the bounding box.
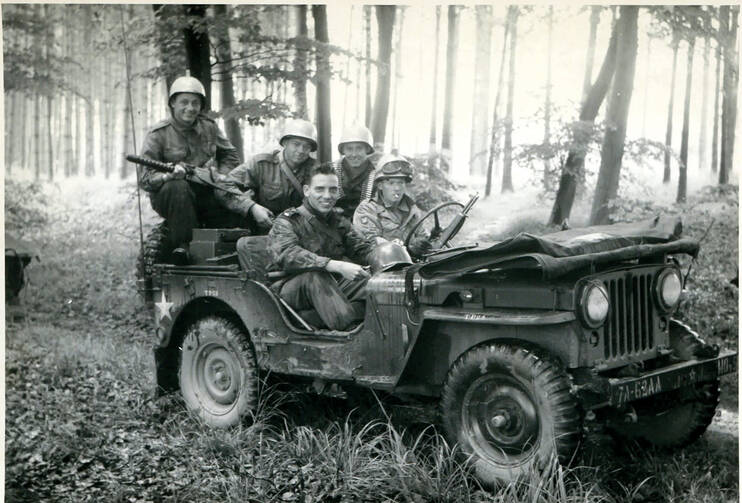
[267,202,374,330]
[140,114,241,250]
[217,149,318,225]
[333,157,376,217]
[353,192,430,257]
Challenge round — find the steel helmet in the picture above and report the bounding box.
[168,74,206,104]
[338,124,374,155]
[374,154,413,183]
[280,119,318,152]
[368,241,413,274]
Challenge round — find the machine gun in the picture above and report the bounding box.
[125,154,244,196]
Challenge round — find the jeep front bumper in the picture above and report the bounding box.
[606,351,737,407]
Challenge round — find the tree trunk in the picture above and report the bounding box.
[313,5,332,162]
[34,93,41,180]
[441,5,460,164]
[501,6,519,193]
[663,32,680,184]
[711,23,722,173]
[84,6,95,177]
[183,5,211,110]
[641,37,652,137]
[549,19,620,225]
[698,33,710,170]
[581,6,601,105]
[542,5,554,189]
[484,20,510,197]
[364,5,372,127]
[213,4,244,162]
[429,6,442,151]
[590,6,639,225]
[677,38,695,203]
[390,7,405,153]
[293,5,308,119]
[370,6,396,151]
[6,92,15,174]
[469,5,493,175]
[720,5,739,184]
[67,6,78,177]
[19,93,27,172]
[342,5,354,129]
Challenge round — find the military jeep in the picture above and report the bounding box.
[143,206,736,484]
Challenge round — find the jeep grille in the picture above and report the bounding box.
[603,272,655,359]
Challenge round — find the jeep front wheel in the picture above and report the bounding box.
[440,342,581,484]
[180,316,259,428]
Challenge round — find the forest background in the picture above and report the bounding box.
[3,3,740,502]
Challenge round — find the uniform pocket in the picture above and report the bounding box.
[163,147,187,163]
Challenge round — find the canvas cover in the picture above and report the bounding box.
[419,216,699,280]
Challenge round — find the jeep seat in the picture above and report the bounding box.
[236,236,271,282]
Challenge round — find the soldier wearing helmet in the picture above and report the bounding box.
[140,73,241,264]
[217,118,319,233]
[332,124,377,217]
[267,163,375,331]
[353,154,432,258]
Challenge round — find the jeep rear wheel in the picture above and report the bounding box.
[440,342,581,485]
[180,316,259,428]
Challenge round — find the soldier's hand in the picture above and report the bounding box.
[327,260,371,281]
[249,204,275,229]
[172,164,187,180]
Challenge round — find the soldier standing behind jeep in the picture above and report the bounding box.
[217,119,319,234]
[140,74,240,264]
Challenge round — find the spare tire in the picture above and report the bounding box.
[136,221,170,305]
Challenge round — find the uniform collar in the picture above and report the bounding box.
[169,114,204,135]
[301,199,336,223]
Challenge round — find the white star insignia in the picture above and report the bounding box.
[155,289,174,323]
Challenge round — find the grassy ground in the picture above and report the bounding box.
[5,179,739,502]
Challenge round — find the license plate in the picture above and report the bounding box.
[609,351,737,407]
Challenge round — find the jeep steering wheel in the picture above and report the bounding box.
[404,201,465,251]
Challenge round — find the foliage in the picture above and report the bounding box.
[4,181,50,231]
[407,151,464,211]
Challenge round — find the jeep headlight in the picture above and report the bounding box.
[580,281,609,327]
[656,267,682,312]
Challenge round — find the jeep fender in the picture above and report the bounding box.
[395,311,581,395]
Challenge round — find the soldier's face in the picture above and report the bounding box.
[304,173,339,215]
[283,138,313,166]
[379,178,407,206]
[171,93,202,125]
[341,142,370,168]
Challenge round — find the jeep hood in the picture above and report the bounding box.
[419,216,699,280]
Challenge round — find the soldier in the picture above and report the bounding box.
[217,119,319,233]
[353,154,432,258]
[332,124,377,217]
[268,163,374,331]
[140,73,241,264]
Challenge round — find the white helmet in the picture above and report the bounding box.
[280,119,318,152]
[168,74,206,104]
[338,124,374,155]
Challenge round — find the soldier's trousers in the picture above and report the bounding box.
[150,179,242,251]
[278,271,367,331]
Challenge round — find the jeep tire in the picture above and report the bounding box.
[440,342,581,484]
[607,320,720,447]
[180,316,259,428]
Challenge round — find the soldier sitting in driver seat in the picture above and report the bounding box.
[353,154,432,258]
[268,163,375,331]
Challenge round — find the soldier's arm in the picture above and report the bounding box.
[343,219,376,266]
[139,131,169,192]
[352,202,384,241]
[214,161,256,217]
[407,205,433,257]
[214,126,241,172]
[269,216,331,272]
